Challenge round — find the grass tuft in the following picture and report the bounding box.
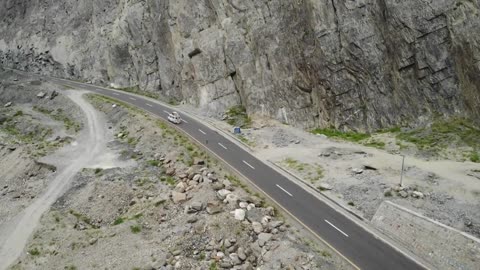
[13,110,23,117]
[209,262,218,270]
[470,152,480,163]
[147,160,160,167]
[311,128,370,142]
[113,217,124,225]
[225,105,252,128]
[33,106,81,132]
[28,247,40,256]
[130,225,141,234]
[363,140,386,149]
[320,250,332,258]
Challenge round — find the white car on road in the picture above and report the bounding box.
[167,111,182,124]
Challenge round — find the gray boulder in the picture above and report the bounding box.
[233,209,246,221]
[398,190,409,198]
[412,191,424,199]
[251,222,263,234]
[257,233,272,247]
[206,201,222,215]
[217,189,231,200]
[319,183,333,190]
[171,191,187,203]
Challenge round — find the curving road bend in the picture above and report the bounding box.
[15,70,426,270]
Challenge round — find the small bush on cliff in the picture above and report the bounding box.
[471,152,480,163]
[225,105,252,128]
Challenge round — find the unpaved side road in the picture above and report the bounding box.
[0,90,125,270]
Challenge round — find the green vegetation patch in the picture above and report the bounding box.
[132,213,143,220]
[226,174,249,191]
[395,117,480,156]
[68,209,95,227]
[167,98,179,106]
[127,136,138,146]
[113,217,125,225]
[33,106,81,132]
[225,105,252,128]
[363,139,386,149]
[282,158,324,183]
[470,152,480,163]
[311,128,370,142]
[28,247,40,256]
[320,250,332,258]
[13,110,23,117]
[0,113,64,156]
[62,84,75,90]
[236,135,255,147]
[160,176,176,186]
[209,262,218,270]
[130,225,141,234]
[147,160,160,167]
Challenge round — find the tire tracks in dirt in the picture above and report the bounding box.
[0,90,128,269]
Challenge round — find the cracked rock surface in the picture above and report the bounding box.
[0,0,479,130]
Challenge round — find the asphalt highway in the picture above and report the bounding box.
[16,70,426,270]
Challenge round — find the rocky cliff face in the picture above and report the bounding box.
[1,0,479,131]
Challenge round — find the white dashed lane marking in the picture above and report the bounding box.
[242,160,255,170]
[276,184,293,197]
[146,103,153,107]
[218,143,228,150]
[129,97,136,101]
[198,129,207,135]
[325,220,349,237]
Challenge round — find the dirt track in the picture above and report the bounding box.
[0,90,126,269]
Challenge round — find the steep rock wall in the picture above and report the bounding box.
[1,0,479,130]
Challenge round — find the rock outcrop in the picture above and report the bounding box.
[1,0,479,130]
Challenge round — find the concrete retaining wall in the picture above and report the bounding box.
[372,201,480,270]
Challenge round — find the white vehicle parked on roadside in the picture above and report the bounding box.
[167,111,182,124]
